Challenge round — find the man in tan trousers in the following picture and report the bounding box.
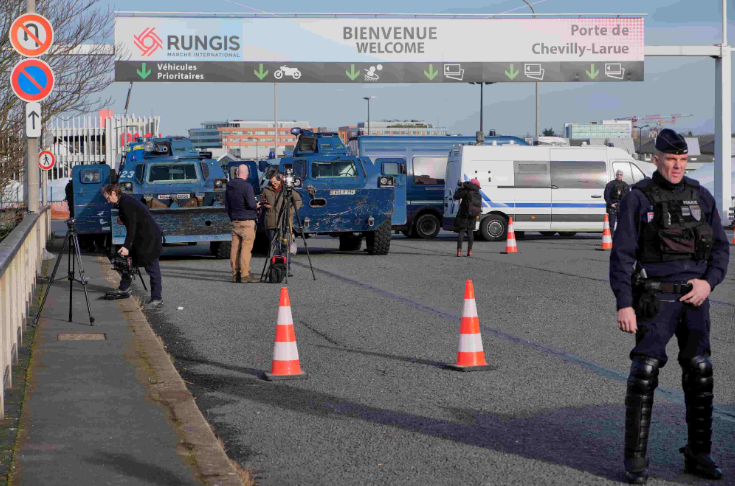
[224,165,260,283]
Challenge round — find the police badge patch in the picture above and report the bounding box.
[647,212,655,222]
[689,205,702,221]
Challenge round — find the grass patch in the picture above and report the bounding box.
[214,434,257,486]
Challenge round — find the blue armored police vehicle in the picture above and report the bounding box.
[348,135,529,239]
[114,137,234,258]
[69,163,113,249]
[269,128,394,255]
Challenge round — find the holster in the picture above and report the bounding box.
[633,289,660,320]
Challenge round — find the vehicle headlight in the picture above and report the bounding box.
[122,182,133,191]
[214,179,227,189]
[379,176,394,187]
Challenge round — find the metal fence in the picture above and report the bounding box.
[0,208,51,418]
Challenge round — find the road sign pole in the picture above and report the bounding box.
[274,83,278,157]
[24,0,40,213]
[715,0,732,226]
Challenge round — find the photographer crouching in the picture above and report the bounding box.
[262,169,303,277]
[102,184,164,306]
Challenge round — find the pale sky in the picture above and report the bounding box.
[94,0,735,137]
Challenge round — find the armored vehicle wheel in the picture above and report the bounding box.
[210,241,231,259]
[479,214,508,242]
[540,231,556,237]
[558,232,577,237]
[366,219,391,255]
[339,234,363,252]
[414,213,441,239]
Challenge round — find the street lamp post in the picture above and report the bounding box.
[638,124,650,157]
[363,96,376,135]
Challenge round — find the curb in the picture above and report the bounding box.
[101,257,246,486]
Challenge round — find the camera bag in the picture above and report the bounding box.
[268,256,287,283]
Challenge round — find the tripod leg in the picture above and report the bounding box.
[32,232,69,326]
[292,204,316,281]
[71,233,95,326]
[137,267,148,291]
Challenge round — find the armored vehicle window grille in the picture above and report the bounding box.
[412,156,447,185]
[148,163,199,184]
[200,162,210,179]
[297,136,317,153]
[79,169,102,184]
[312,160,358,178]
[293,160,306,179]
[550,161,607,189]
[513,162,550,188]
[383,163,400,176]
[134,165,145,183]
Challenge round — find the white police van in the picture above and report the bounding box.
[442,144,649,240]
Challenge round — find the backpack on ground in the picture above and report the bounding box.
[268,256,287,283]
[467,192,482,217]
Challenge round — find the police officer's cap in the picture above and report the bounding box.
[655,128,688,155]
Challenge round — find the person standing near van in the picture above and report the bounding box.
[605,169,630,233]
[225,165,260,283]
[453,179,482,257]
[609,129,729,484]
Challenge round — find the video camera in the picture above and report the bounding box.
[282,168,302,190]
[111,255,135,278]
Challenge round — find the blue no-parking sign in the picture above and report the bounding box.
[11,59,55,102]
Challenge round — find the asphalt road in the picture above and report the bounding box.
[131,231,735,486]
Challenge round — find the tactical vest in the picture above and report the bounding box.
[611,180,627,200]
[636,180,714,263]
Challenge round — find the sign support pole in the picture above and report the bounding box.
[715,0,732,226]
[25,0,40,213]
[274,83,278,158]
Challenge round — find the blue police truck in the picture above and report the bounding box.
[348,135,528,239]
[113,137,234,258]
[70,163,113,249]
[269,128,395,254]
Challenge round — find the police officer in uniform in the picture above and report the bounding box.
[610,129,729,484]
[604,169,630,233]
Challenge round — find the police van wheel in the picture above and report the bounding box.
[479,215,508,242]
[210,241,231,259]
[366,219,391,255]
[338,234,363,252]
[414,214,441,239]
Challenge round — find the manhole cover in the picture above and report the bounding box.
[57,333,106,341]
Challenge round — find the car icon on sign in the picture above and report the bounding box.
[274,66,302,79]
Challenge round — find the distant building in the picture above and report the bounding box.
[189,121,228,152]
[565,120,633,139]
[218,120,309,159]
[353,120,447,137]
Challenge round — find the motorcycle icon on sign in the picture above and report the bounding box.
[274,66,302,80]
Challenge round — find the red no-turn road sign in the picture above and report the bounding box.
[10,14,54,58]
[39,151,55,171]
[11,59,55,102]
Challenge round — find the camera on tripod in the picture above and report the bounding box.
[282,168,302,190]
[66,217,77,232]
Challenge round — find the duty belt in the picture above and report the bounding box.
[642,281,693,295]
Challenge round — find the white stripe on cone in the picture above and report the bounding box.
[277,306,293,325]
[273,341,300,361]
[462,299,478,318]
[458,334,485,353]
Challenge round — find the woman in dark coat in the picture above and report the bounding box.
[453,179,482,257]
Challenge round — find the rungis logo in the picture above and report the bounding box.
[134,28,163,57]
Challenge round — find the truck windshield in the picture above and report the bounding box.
[312,160,358,178]
[148,163,199,183]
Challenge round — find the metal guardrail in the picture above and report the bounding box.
[0,207,51,419]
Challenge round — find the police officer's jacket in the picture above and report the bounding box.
[604,179,629,212]
[609,171,730,311]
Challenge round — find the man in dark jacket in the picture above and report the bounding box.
[102,184,164,306]
[224,164,259,283]
[65,179,74,218]
[604,169,630,233]
[453,179,482,257]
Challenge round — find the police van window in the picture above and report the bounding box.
[612,162,634,184]
[293,160,306,179]
[148,163,199,183]
[312,160,358,178]
[550,161,607,189]
[135,165,145,183]
[413,156,447,185]
[513,162,550,188]
[630,164,647,182]
[383,163,400,176]
[79,169,102,184]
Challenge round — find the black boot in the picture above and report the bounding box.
[624,357,661,484]
[680,356,723,480]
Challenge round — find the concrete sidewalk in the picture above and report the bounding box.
[13,226,244,486]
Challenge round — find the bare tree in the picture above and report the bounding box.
[1,0,121,206]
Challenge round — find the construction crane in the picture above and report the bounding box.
[615,114,694,139]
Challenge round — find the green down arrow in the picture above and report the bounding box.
[505,64,519,80]
[254,63,268,80]
[137,63,151,80]
[346,64,359,80]
[586,64,599,79]
[424,64,438,80]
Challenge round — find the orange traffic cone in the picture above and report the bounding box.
[445,280,495,372]
[264,287,307,381]
[500,217,519,254]
[596,214,613,251]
